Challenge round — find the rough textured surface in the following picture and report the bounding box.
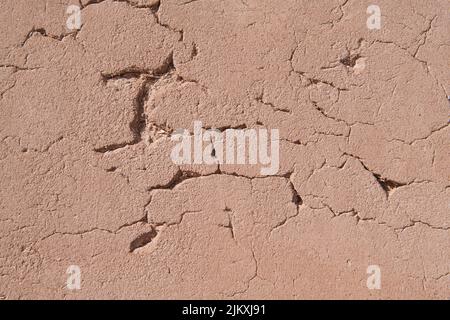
[0,0,449,299]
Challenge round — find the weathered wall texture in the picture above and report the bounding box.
[0,0,449,299]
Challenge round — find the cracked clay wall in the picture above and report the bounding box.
[0,0,449,299]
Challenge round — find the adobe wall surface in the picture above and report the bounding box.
[0,0,448,299]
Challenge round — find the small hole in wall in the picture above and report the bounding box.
[149,0,161,14]
[129,229,158,253]
[374,174,405,193]
[340,54,361,67]
[292,194,303,206]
